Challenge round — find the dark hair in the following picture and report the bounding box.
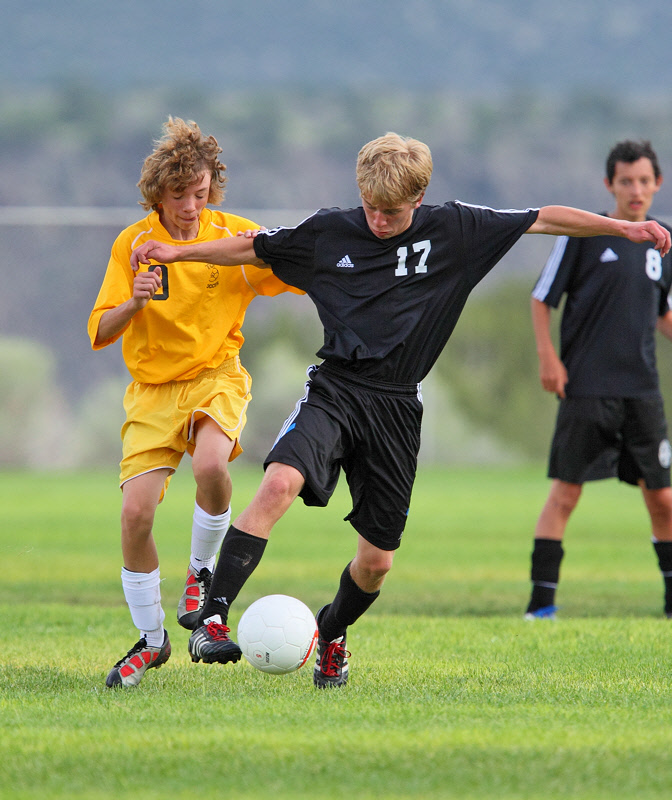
[606,140,661,183]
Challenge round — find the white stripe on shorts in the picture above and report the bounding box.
[271,365,317,448]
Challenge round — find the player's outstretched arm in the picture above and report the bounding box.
[130,235,266,270]
[527,206,671,256]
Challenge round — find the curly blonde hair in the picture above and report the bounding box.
[356,132,433,206]
[137,117,227,211]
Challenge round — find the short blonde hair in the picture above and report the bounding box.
[356,132,433,206]
[137,117,227,211]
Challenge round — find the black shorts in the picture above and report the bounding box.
[264,363,423,550]
[548,395,671,488]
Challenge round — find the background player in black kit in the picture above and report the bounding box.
[132,132,670,687]
[525,140,672,620]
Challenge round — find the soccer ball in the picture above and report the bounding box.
[237,594,319,675]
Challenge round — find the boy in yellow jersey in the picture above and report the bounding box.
[88,117,302,688]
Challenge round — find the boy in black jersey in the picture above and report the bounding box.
[525,140,672,620]
[132,133,670,686]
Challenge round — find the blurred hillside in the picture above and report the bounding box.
[3,0,671,94]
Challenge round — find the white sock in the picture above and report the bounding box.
[190,502,230,572]
[121,566,165,647]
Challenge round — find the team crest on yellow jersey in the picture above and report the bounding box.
[207,266,220,289]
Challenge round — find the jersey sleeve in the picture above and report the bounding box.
[252,213,320,291]
[532,235,580,308]
[87,231,135,349]
[452,202,539,286]
[240,262,305,297]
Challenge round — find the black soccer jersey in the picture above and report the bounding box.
[253,202,539,384]
[532,217,672,397]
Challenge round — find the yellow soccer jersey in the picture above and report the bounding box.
[88,208,303,383]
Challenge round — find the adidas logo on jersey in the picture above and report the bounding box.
[336,255,355,268]
[600,247,619,263]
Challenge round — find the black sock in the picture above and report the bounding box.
[198,525,267,626]
[653,540,672,614]
[527,538,564,613]
[318,563,380,642]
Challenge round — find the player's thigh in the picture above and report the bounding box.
[191,415,237,474]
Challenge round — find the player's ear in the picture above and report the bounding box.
[603,176,614,194]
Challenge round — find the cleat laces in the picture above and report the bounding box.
[319,639,351,677]
[205,621,233,641]
[199,569,213,596]
[112,637,148,668]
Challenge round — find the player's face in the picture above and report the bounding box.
[605,158,662,222]
[158,171,211,240]
[361,193,424,239]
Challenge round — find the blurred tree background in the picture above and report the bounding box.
[3,0,672,469]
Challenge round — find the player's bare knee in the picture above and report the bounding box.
[646,494,672,527]
[555,497,579,519]
[643,487,672,520]
[120,498,155,536]
[549,482,582,517]
[356,554,393,583]
[193,453,229,485]
[368,563,391,583]
[257,469,301,510]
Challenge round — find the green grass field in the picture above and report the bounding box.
[2,464,672,799]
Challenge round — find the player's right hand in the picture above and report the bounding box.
[132,266,163,307]
[236,227,266,239]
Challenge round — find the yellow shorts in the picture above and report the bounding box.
[119,356,251,492]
